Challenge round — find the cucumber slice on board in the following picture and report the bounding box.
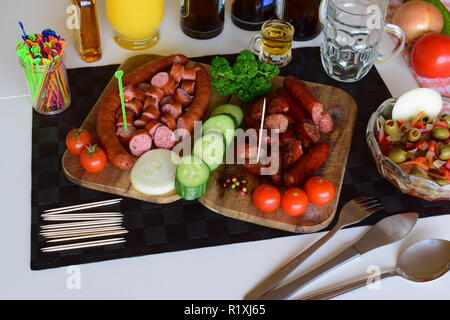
[175,155,210,200]
[202,114,236,146]
[193,130,226,172]
[210,104,244,128]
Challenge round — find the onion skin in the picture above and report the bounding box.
[393,0,443,43]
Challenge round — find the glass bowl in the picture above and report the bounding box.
[366,98,450,201]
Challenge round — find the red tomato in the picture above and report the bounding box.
[252,184,281,213]
[410,32,450,78]
[80,144,107,173]
[66,128,93,155]
[281,188,309,216]
[304,176,336,206]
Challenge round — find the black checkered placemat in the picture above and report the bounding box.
[31,47,450,270]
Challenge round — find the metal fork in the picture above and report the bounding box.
[244,197,383,300]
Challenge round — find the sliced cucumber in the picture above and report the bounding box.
[202,114,236,146]
[210,104,244,128]
[175,155,210,200]
[193,130,226,172]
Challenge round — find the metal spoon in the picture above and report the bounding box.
[301,239,450,300]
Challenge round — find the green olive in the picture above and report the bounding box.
[407,129,421,142]
[439,145,450,160]
[432,126,450,140]
[420,114,433,123]
[434,179,449,186]
[388,148,407,163]
[384,120,398,136]
[409,168,425,178]
[441,114,450,122]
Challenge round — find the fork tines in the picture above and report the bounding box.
[354,197,383,213]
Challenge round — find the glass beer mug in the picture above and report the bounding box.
[320,0,406,82]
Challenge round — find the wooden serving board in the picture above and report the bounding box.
[63,54,357,233]
[199,77,357,233]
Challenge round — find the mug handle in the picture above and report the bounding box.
[319,0,327,25]
[376,23,406,64]
[249,33,263,55]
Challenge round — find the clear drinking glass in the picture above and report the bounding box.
[320,0,406,82]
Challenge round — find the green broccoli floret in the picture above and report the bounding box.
[209,50,280,102]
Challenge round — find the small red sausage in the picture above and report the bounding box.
[295,119,320,144]
[151,72,170,88]
[181,80,195,95]
[153,125,176,149]
[125,100,143,117]
[283,140,303,169]
[161,102,183,119]
[160,113,177,130]
[174,88,192,107]
[129,130,152,157]
[159,96,174,108]
[268,93,289,114]
[182,68,196,81]
[133,115,153,129]
[143,96,159,110]
[142,105,161,120]
[145,120,163,137]
[117,125,136,147]
[280,129,297,147]
[318,110,334,133]
[264,113,289,133]
[116,110,135,127]
[276,87,308,121]
[137,82,151,92]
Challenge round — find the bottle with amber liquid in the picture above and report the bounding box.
[72,0,102,62]
[180,0,225,39]
[232,0,276,31]
[275,0,322,41]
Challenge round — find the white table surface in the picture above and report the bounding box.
[0,0,448,300]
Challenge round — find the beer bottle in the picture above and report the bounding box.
[275,0,322,41]
[231,0,276,31]
[180,0,225,39]
[71,0,102,62]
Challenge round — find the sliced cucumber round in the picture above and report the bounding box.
[193,130,226,172]
[202,114,236,146]
[175,155,210,200]
[210,104,244,128]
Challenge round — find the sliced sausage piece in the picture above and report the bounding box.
[144,85,165,102]
[268,93,289,114]
[143,96,159,110]
[283,140,303,169]
[151,72,170,88]
[170,63,185,83]
[174,88,193,107]
[125,100,143,117]
[182,68,196,81]
[264,113,289,133]
[145,120,163,137]
[280,129,297,147]
[160,78,177,96]
[133,115,153,129]
[318,110,334,133]
[160,113,177,130]
[250,97,264,121]
[159,96,174,108]
[117,125,136,146]
[137,82,151,92]
[295,119,320,144]
[153,125,175,149]
[181,80,195,95]
[142,105,161,120]
[116,110,135,127]
[161,102,183,119]
[283,142,330,187]
[276,87,308,121]
[123,85,146,103]
[129,130,152,157]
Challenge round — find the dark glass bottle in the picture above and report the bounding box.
[231,0,276,31]
[275,0,322,41]
[180,0,225,39]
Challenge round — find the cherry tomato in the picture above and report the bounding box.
[410,32,450,79]
[66,128,93,155]
[252,184,281,213]
[281,188,309,216]
[80,144,107,173]
[304,176,336,206]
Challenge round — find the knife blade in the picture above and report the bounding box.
[258,212,419,300]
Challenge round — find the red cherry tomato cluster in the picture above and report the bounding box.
[65,128,107,173]
[252,176,336,216]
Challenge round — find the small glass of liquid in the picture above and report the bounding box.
[250,19,294,67]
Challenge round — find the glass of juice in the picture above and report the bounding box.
[106,0,164,50]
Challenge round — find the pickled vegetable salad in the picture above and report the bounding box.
[378,112,450,185]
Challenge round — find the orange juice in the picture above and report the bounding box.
[106,0,164,50]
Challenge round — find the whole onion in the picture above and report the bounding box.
[393,0,443,43]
